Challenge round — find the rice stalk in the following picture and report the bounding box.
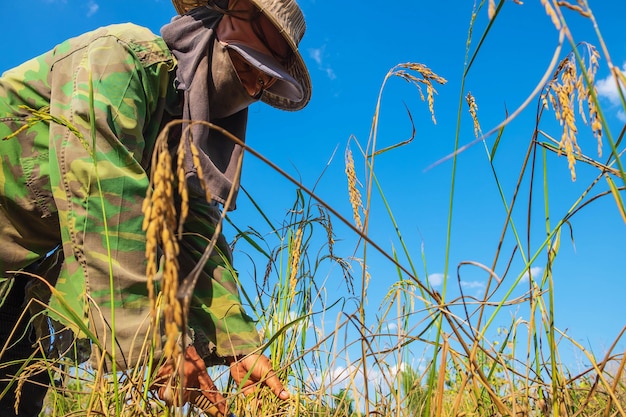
[357,60,446,417]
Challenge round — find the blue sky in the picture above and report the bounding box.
[3,0,625,374]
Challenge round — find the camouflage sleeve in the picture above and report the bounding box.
[41,24,259,367]
[42,24,176,366]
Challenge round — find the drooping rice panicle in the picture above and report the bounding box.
[393,63,447,124]
[542,44,603,181]
[142,128,181,358]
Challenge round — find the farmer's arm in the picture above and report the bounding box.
[178,197,290,405]
[44,24,174,366]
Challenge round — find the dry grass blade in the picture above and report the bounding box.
[605,176,626,224]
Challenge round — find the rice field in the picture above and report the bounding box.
[2,0,625,416]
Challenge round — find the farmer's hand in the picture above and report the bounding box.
[228,353,290,400]
[154,345,228,416]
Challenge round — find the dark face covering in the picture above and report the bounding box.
[208,39,257,119]
[161,5,254,208]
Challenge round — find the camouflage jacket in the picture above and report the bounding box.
[0,23,259,368]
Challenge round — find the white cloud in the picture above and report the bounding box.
[460,280,485,290]
[596,63,626,120]
[596,64,625,104]
[86,1,99,17]
[521,266,544,283]
[384,322,398,332]
[308,46,337,80]
[307,364,356,391]
[428,273,444,287]
[428,273,484,291]
[303,358,427,413]
[308,361,415,393]
[309,48,323,65]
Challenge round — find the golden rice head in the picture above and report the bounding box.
[188,124,212,204]
[488,0,496,20]
[174,121,213,237]
[542,44,602,181]
[142,133,182,358]
[14,373,24,414]
[558,59,580,180]
[555,0,591,18]
[541,0,562,29]
[161,223,182,357]
[14,361,50,414]
[392,63,447,124]
[289,226,303,305]
[174,120,218,236]
[489,0,523,19]
[345,148,363,231]
[176,135,189,237]
[465,92,482,139]
[319,206,335,257]
[542,57,578,180]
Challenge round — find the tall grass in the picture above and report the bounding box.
[1,0,625,416]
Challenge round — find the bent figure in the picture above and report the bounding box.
[0,0,311,415]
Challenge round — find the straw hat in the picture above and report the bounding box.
[171,0,311,111]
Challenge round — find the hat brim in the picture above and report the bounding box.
[226,42,304,103]
[170,0,311,111]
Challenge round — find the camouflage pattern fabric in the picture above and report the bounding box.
[0,23,259,370]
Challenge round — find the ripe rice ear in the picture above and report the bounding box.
[344,148,363,231]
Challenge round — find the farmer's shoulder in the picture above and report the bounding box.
[52,23,173,66]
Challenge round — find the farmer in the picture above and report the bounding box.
[0,0,311,415]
